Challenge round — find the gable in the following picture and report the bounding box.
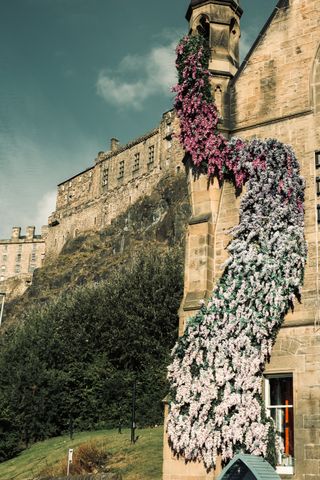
[230,0,320,132]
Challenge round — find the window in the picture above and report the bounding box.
[316,151,320,169]
[265,374,294,475]
[196,15,210,40]
[102,167,109,188]
[32,243,37,250]
[1,265,5,272]
[148,145,155,170]
[3,245,7,252]
[318,205,320,224]
[2,255,7,262]
[118,160,124,179]
[15,265,21,274]
[18,244,22,252]
[16,253,21,263]
[31,253,37,262]
[29,264,36,273]
[133,153,140,172]
[317,177,320,196]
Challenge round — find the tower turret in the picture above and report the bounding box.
[186,0,242,130]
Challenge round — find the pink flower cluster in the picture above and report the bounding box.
[173,35,229,179]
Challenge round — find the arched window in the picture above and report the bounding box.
[194,14,210,41]
[312,44,320,113]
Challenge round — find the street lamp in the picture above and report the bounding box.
[0,293,6,327]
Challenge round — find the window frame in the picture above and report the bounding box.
[132,152,140,172]
[118,160,125,180]
[102,167,109,189]
[264,373,294,475]
[147,145,155,170]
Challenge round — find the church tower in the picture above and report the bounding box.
[186,0,242,130]
[162,3,243,480]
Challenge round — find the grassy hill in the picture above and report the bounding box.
[0,427,163,480]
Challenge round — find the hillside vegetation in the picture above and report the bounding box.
[0,427,163,480]
[0,174,190,462]
[3,174,190,326]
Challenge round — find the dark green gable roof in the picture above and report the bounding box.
[217,454,281,480]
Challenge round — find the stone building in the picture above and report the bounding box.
[163,0,320,479]
[0,226,46,299]
[46,110,184,255]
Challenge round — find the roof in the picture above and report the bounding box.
[232,0,289,84]
[217,454,281,480]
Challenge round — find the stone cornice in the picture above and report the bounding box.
[186,0,243,22]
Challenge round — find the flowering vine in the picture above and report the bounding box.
[167,35,307,470]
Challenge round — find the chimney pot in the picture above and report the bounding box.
[26,226,35,240]
[110,138,120,152]
[11,227,21,240]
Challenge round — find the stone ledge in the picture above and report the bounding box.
[189,213,212,225]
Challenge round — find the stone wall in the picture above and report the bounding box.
[46,111,184,255]
[38,474,121,480]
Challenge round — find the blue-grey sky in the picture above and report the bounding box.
[0,0,278,239]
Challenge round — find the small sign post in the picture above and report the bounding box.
[67,448,73,476]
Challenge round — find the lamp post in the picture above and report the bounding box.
[0,293,6,327]
[131,379,136,444]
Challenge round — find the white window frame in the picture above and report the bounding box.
[264,374,294,475]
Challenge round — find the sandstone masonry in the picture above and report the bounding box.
[163,1,320,479]
[0,226,46,300]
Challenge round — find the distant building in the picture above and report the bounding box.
[0,226,46,299]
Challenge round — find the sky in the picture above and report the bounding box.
[0,0,278,239]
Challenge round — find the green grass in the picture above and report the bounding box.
[0,427,163,480]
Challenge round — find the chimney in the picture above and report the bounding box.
[26,226,35,240]
[11,227,21,240]
[110,138,120,152]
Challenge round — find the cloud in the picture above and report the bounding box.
[0,128,97,239]
[96,39,178,110]
[35,190,57,229]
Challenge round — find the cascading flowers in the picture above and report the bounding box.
[167,34,307,470]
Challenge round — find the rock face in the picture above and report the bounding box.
[3,174,190,326]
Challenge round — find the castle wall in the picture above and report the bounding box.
[46,111,184,255]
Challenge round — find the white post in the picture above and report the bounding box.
[0,293,5,327]
[67,448,73,476]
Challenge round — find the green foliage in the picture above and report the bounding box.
[0,247,183,461]
[265,417,277,468]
